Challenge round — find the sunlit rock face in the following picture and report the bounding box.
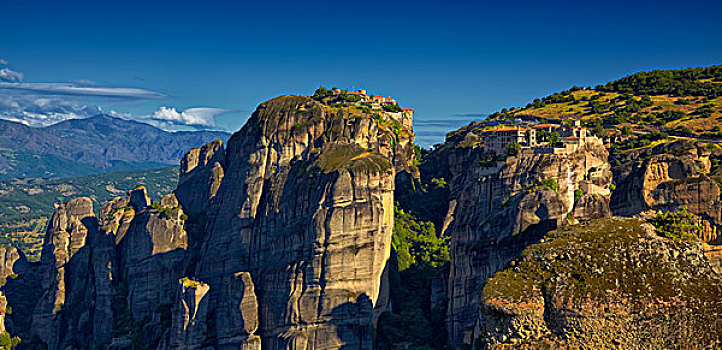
[188,95,414,349]
[479,217,722,349]
[19,93,415,349]
[611,140,722,272]
[433,130,611,347]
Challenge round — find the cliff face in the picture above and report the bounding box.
[9,94,413,350]
[479,217,722,349]
[436,132,612,347]
[611,140,722,271]
[182,95,413,349]
[22,186,191,349]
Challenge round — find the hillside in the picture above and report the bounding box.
[0,115,230,178]
[481,65,722,142]
[0,166,178,261]
[0,82,720,350]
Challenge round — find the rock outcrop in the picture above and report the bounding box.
[175,139,226,216]
[32,197,96,349]
[161,278,211,350]
[435,130,612,347]
[8,93,413,350]
[611,140,722,271]
[479,217,722,349]
[18,186,191,349]
[189,95,412,349]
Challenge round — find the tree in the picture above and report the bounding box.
[649,207,701,242]
[382,103,403,113]
[540,178,558,193]
[574,188,584,203]
[622,125,632,136]
[506,142,521,156]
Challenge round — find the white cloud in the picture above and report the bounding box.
[0,82,165,99]
[0,59,8,66]
[0,94,102,127]
[0,68,24,83]
[140,106,233,128]
[0,60,230,131]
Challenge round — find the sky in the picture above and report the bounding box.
[1,0,721,146]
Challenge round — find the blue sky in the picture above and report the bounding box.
[1,0,721,146]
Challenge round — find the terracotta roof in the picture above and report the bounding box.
[564,136,580,140]
[481,126,528,133]
[347,91,364,95]
[402,108,414,111]
[532,124,558,129]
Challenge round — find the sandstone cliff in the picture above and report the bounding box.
[611,140,722,272]
[479,217,722,349]
[5,93,414,350]
[434,129,612,347]
[180,95,413,349]
[16,185,191,349]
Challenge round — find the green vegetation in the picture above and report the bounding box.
[0,167,178,261]
[506,142,521,156]
[573,188,584,203]
[483,66,722,141]
[392,206,449,271]
[180,277,207,288]
[540,178,558,193]
[378,205,449,350]
[150,202,184,222]
[315,143,391,174]
[537,130,562,147]
[609,130,669,155]
[649,207,701,242]
[377,144,451,349]
[0,332,20,349]
[383,103,403,113]
[597,65,722,97]
[482,216,722,349]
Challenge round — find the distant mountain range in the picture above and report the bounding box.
[0,114,230,178]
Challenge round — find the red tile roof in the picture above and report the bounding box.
[481,126,528,133]
[532,124,558,129]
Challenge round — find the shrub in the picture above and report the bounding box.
[574,188,584,203]
[0,332,20,349]
[393,206,449,271]
[506,142,521,156]
[540,178,558,193]
[383,103,403,113]
[649,207,701,242]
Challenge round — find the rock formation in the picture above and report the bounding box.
[435,129,612,347]
[479,217,722,349]
[184,95,412,349]
[6,93,413,350]
[4,89,720,350]
[611,140,722,271]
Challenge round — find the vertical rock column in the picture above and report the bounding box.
[31,197,96,350]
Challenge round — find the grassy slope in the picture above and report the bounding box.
[483,65,722,141]
[504,90,721,135]
[0,166,178,261]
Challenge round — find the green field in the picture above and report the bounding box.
[0,166,179,261]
